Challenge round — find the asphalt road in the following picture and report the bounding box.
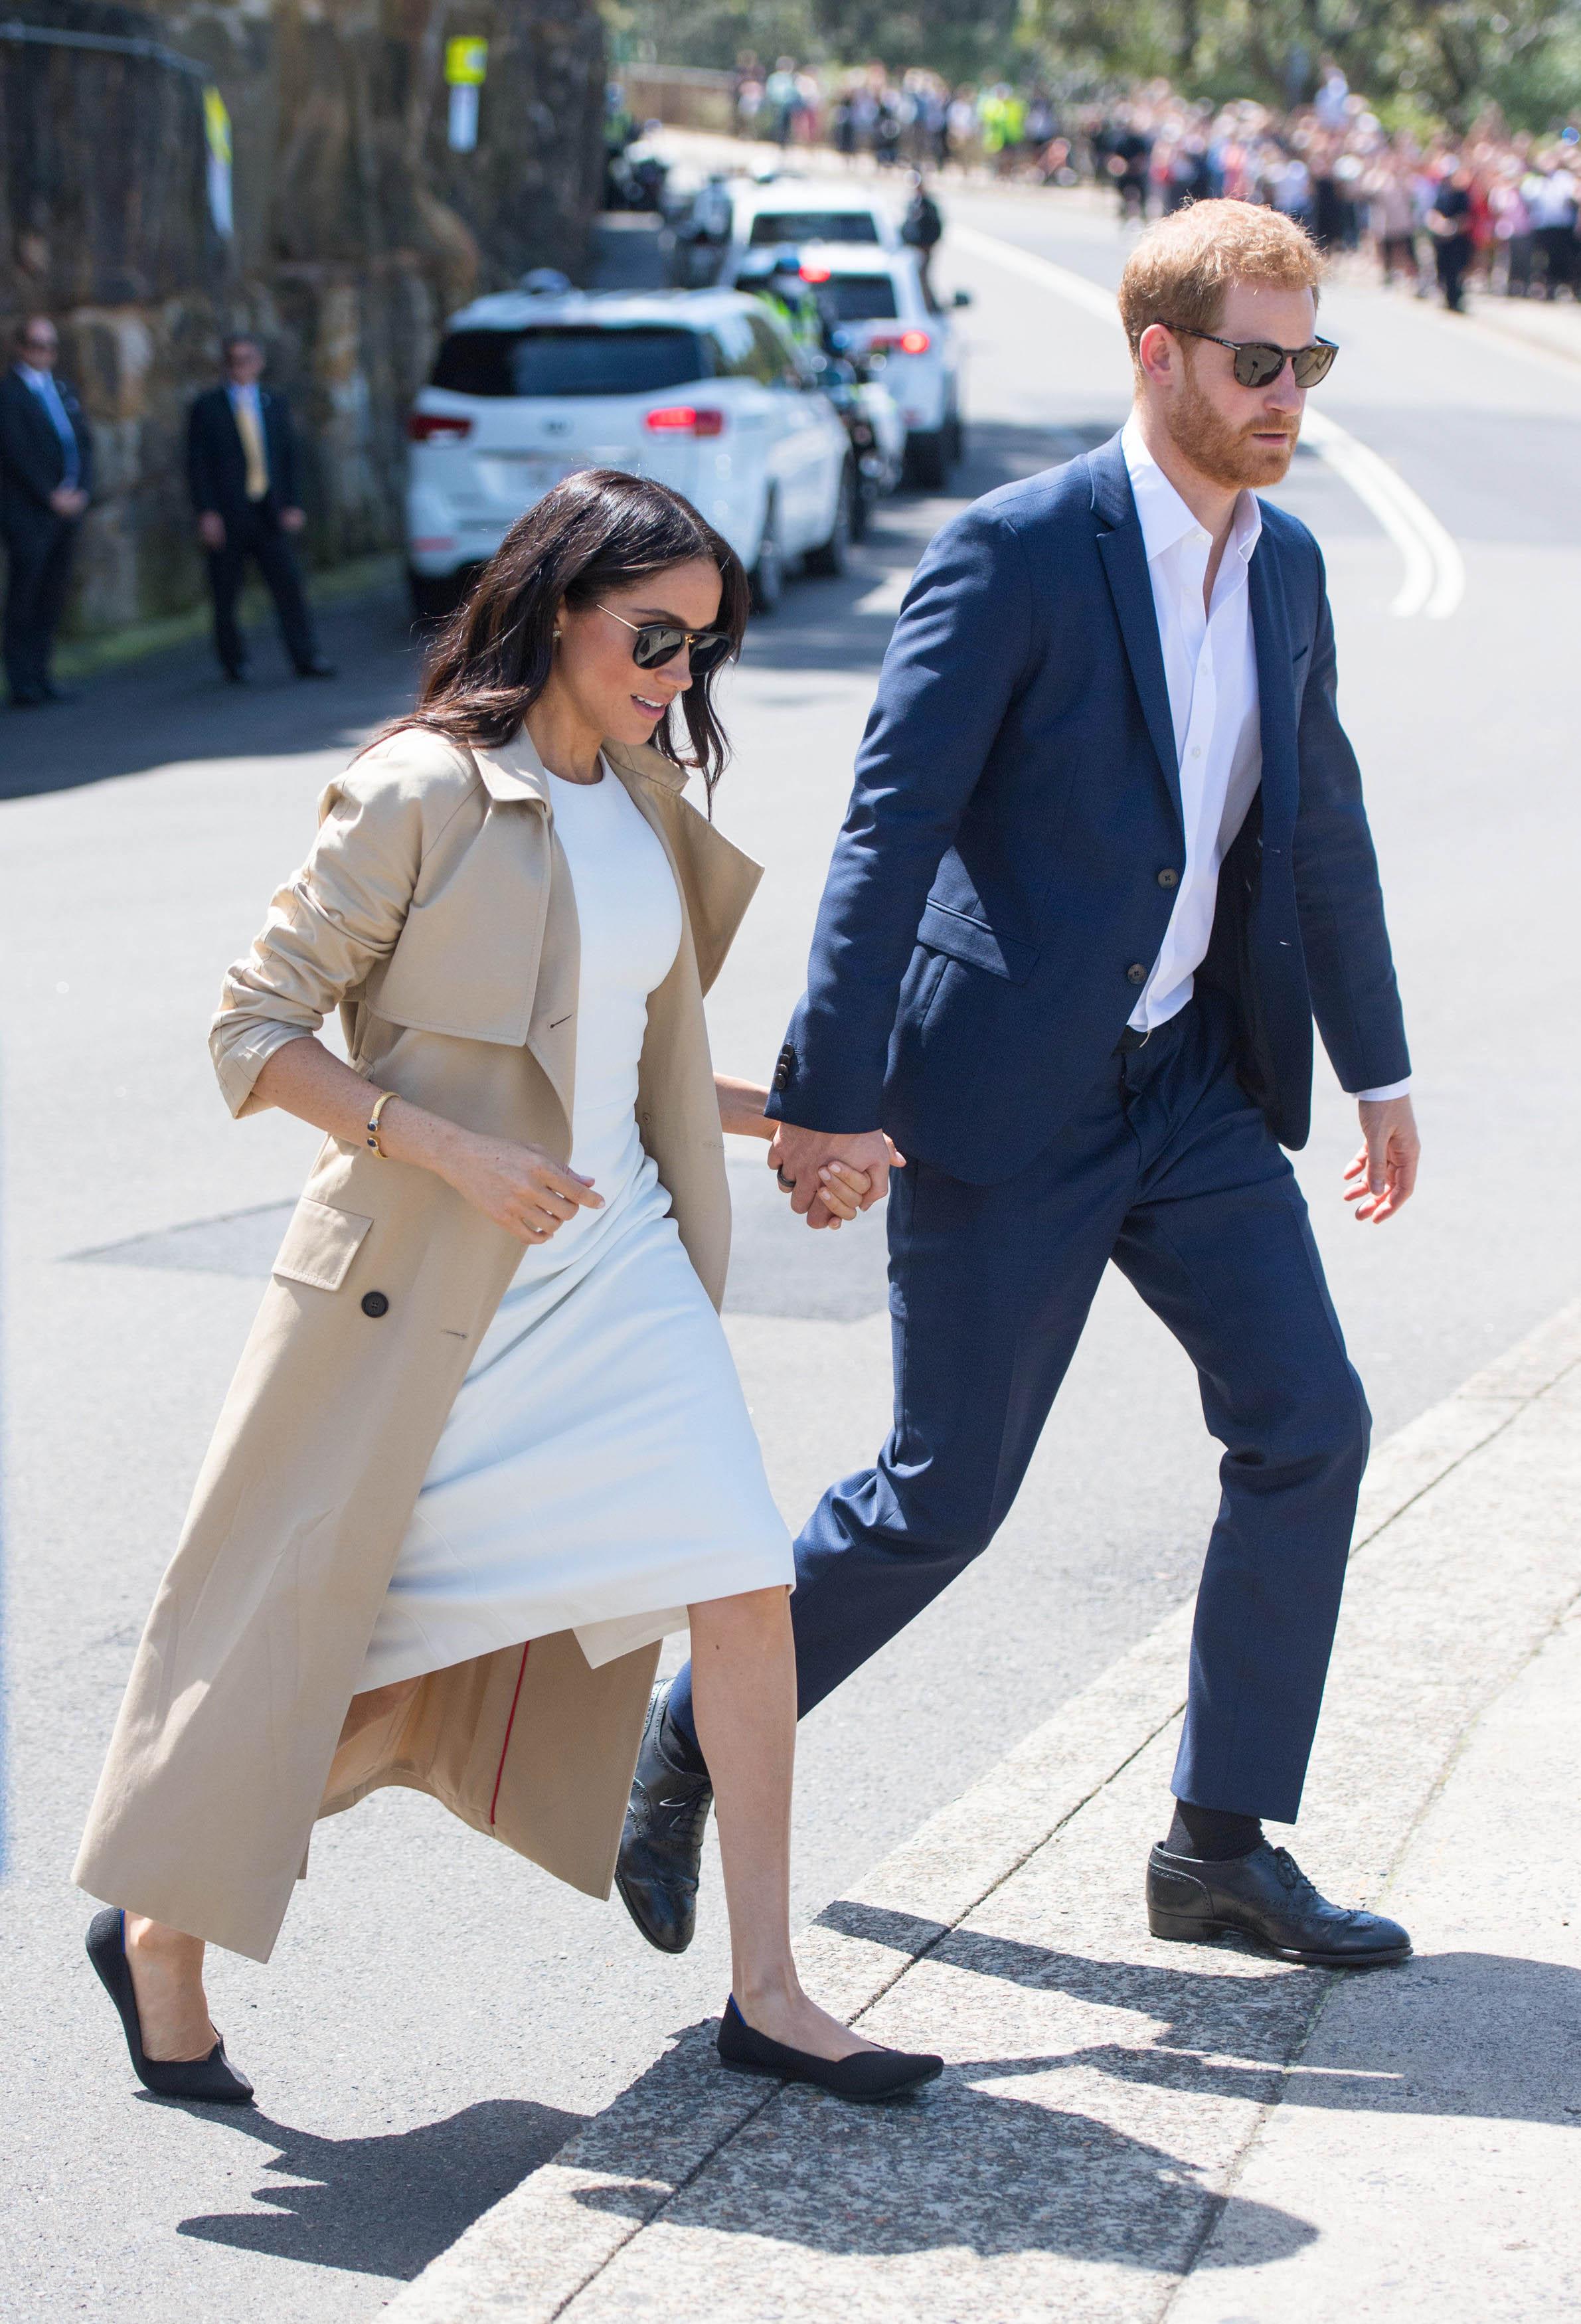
[4,185,1580,2320]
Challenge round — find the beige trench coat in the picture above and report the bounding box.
[74,724,762,1963]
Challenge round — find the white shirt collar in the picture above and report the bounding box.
[18,363,55,393]
[1120,413,1262,571]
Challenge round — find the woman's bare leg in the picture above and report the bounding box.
[688,1586,878,2060]
[123,1918,214,2061]
[120,1677,421,2060]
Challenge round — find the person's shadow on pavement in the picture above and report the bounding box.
[170,2096,584,2280]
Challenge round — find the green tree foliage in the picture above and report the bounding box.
[614,0,1581,125]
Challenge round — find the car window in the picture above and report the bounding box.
[743,313,799,386]
[746,209,881,246]
[705,314,759,378]
[818,275,900,322]
[432,327,712,398]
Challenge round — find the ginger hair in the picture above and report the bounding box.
[1118,199,1324,366]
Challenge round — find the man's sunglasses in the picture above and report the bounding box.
[597,604,734,677]
[1165,324,1339,389]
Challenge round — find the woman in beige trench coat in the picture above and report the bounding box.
[76,470,941,2109]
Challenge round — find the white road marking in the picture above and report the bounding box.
[949,221,1467,621]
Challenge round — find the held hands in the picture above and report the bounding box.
[768,1123,905,1232]
[442,1130,603,1244]
[1344,1095,1420,1224]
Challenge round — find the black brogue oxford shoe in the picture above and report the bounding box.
[1146,1839,1412,1967]
[615,1685,713,1955]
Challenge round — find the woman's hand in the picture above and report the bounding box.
[440,1131,603,1243]
[812,1159,871,1227]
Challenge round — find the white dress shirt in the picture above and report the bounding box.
[1120,417,1409,1101]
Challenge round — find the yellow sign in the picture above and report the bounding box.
[203,85,231,165]
[445,37,488,86]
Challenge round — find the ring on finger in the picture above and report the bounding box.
[776,1169,795,1192]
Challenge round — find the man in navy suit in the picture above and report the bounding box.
[187,335,334,683]
[622,202,1421,1967]
[0,315,93,707]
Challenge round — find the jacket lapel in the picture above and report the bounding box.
[1247,529,1299,845]
[1090,435,1182,829]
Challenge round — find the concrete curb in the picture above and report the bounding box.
[382,1299,1581,2323]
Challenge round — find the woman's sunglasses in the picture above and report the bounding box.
[1165,325,1339,390]
[596,604,734,678]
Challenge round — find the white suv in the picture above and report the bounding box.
[405,288,853,618]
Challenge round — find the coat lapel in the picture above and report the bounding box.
[1090,435,1182,830]
[1247,527,1299,845]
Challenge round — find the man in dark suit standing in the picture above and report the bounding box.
[0,315,93,708]
[622,203,1424,1969]
[187,335,334,683]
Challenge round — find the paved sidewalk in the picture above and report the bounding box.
[385,1304,1581,2323]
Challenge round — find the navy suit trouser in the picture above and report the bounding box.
[669,989,1371,1825]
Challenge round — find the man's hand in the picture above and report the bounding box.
[1344,1096,1420,1224]
[280,505,307,535]
[49,485,88,519]
[768,1123,902,1230]
[198,511,226,550]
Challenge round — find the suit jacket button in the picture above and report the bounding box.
[361,1291,390,1317]
[1157,867,1180,889]
[1125,962,1147,985]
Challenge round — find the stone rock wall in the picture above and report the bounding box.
[0,0,606,633]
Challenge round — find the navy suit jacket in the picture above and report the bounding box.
[187,384,301,521]
[766,430,1410,1183]
[0,368,94,535]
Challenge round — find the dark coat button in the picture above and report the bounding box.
[1126,962,1147,985]
[361,1291,390,1318]
[1157,867,1180,889]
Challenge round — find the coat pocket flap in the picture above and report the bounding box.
[917,900,1039,985]
[271,1198,373,1293]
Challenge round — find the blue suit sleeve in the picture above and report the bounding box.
[769,502,1035,1130]
[1291,551,1411,1095]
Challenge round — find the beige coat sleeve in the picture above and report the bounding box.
[209,734,472,1117]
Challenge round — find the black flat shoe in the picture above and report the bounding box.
[1146,1841,1412,1967]
[716,1996,943,2103]
[86,1908,254,2104]
[616,1683,713,1954]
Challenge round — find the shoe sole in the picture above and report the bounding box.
[718,2054,942,2103]
[1148,1906,1411,1967]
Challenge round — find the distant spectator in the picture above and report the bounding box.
[187,335,334,685]
[1527,155,1578,297]
[1426,161,1475,313]
[901,173,944,303]
[0,314,92,709]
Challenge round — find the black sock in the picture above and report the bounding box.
[1167,1799,1264,1861]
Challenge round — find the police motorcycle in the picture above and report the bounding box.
[739,251,904,540]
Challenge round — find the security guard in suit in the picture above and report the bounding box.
[0,315,93,707]
[187,335,335,683]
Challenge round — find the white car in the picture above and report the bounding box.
[714,177,902,283]
[740,242,967,489]
[405,288,853,619]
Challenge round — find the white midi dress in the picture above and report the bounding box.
[357,762,794,1691]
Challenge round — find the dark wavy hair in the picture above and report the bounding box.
[402,468,749,810]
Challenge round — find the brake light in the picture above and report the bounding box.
[645,406,726,438]
[407,411,473,442]
[800,262,831,282]
[898,330,931,355]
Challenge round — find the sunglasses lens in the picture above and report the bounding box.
[1234,344,1287,388]
[631,627,685,670]
[1292,343,1337,388]
[689,633,731,676]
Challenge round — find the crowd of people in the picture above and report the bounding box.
[729,55,1581,314]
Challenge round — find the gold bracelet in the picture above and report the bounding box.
[365,1089,398,1158]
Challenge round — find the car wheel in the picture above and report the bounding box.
[408,568,469,625]
[803,463,853,577]
[750,495,784,614]
[905,429,948,491]
[946,404,965,466]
